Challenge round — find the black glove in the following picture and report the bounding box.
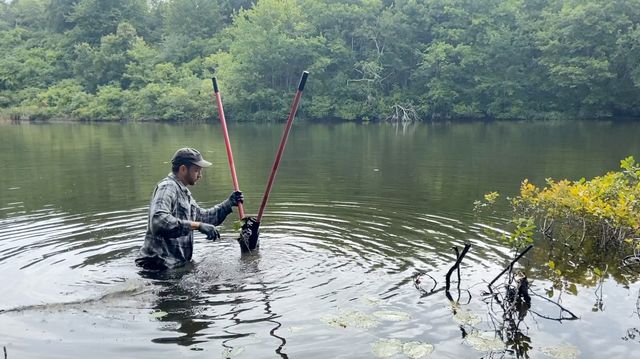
[227,191,244,207]
[198,222,220,241]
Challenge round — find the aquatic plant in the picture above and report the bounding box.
[371,339,434,359]
[512,156,640,248]
[475,156,640,290]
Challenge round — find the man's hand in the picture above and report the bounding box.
[227,191,244,207]
[198,222,220,241]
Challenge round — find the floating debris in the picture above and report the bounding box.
[322,310,380,329]
[402,341,434,358]
[453,309,481,326]
[149,310,168,319]
[465,331,504,352]
[373,310,411,322]
[372,339,435,358]
[372,338,403,358]
[539,345,580,359]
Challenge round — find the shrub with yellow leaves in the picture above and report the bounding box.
[513,156,640,246]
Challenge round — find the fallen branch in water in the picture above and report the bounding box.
[528,290,579,321]
[454,247,461,290]
[446,244,471,293]
[489,244,533,288]
[414,273,469,301]
[386,104,419,122]
[414,272,438,294]
[414,244,473,301]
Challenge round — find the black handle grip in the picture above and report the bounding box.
[297,71,309,91]
[212,77,219,93]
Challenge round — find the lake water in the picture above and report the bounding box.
[1,121,639,358]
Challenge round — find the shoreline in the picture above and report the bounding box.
[1,114,638,124]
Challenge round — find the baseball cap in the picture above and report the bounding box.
[171,147,212,167]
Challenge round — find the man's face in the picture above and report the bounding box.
[180,164,203,186]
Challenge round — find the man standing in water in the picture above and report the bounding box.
[136,147,243,270]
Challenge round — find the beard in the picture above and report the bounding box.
[187,173,201,186]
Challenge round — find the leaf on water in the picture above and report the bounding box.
[321,310,380,329]
[465,331,504,352]
[222,347,245,358]
[372,338,403,358]
[593,267,602,276]
[150,310,168,318]
[403,341,434,358]
[453,309,482,326]
[373,310,410,321]
[539,345,580,359]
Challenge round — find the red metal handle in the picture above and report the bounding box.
[212,77,245,219]
[257,71,309,222]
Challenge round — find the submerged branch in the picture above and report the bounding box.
[528,290,579,321]
[489,245,534,288]
[414,272,438,294]
[446,244,471,292]
[528,309,578,322]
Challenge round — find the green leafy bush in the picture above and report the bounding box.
[513,156,640,244]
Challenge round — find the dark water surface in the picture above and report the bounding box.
[1,121,639,358]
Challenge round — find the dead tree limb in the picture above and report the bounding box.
[414,272,438,293]
[419,286,447,298]
[489,244,533,288]
[446,244,471,292]
[454,247,461,291]
[386,104,419,122]
[528,290,579,321]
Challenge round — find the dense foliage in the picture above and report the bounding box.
[514,156,640,246]
[475,157,640,289]
[1,0,640,122]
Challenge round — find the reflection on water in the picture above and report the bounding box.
[1,121,640,358]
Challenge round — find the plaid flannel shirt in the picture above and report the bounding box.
[136,173,232,269]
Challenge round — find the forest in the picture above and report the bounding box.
[1,0,639,122]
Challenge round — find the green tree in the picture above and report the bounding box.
[3,0,48,30]
[73,22,144,92]
[164,0,224,40]
[212,0,329,119]
[47,0,78,33]
[67,0,150,44]
[536,0,640,117]
[0,28,68,92]
[2,0,640,122]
